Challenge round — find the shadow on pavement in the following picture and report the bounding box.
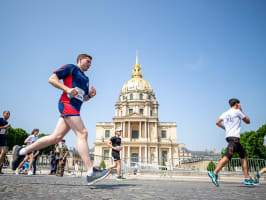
[31,182,89,187]
[89,184,137,190]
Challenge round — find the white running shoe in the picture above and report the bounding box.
[15,168,20,175]
[28,170,33,175]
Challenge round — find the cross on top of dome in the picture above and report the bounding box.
[132,51,142,78]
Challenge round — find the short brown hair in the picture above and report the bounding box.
[3,110,10,115]
[76,54,92,63]
[31,128,39,135]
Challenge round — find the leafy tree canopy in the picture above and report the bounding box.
[5,126,53,155]
[221,124,266,159]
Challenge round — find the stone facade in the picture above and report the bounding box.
[94,55,179,168]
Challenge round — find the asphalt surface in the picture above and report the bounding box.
[0,173,265,200]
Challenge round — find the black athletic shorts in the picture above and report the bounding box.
[225,137,247,160]
[112,150,120,161]
[0,135,7,147]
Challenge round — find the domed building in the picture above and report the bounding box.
[93,55,179,168]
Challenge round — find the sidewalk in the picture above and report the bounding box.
[4,168,265,185]
[123,174,266,184]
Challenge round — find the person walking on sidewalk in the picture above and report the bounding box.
[208,98,254,186]
[56,139,68,177]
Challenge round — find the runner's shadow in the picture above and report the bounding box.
[31,183,88,187]
[233,185,256,188]
[89,184,136,190]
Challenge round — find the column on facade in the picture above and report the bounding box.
[145,146,147,163]
[148,146,150,164]
[169,146,172,170]
[128,121,131,140]
[122,145,125,160]
[123,121,125,137]
[147,122,149,141]
[120,121,123,137]
[127,146,131,165]
[145,121,147,139]
[139,146,142,164]
[139,121,142,138]
[155,122,158,140]
[155,146,159,164]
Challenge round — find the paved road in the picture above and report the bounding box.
[0,173,265,200]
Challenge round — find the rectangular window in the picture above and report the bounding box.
[130,94,133,100]
[139,93,143,100]
[150,110,153,116]
[132,130,139,139]
[162,151,167,162]
[139,109,143,114]
[161,130,166,138]
[104,150,109,160]
[105,130,110,138]
[129,109,133,114]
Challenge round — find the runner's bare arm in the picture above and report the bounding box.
[84,86,96,102]
[216,118,225,130]
[108,141,113,148]
[238,105,250,124]
[48,74,78,97]
[0,124,9,129]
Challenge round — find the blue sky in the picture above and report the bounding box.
[1,0,265,152]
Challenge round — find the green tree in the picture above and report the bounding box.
[4,126,53,155]
[221,124,266,159]
[100,160,106,169]
[207,161,216,171]
[5,126,28,150]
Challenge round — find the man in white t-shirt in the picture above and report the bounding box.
[208,98,254,186]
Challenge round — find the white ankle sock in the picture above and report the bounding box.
[87,168,93,176]
[19,148,26,156]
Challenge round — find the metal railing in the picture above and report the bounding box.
[5,153,266,176]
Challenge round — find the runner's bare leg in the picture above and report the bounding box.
[64,116,92,171]
[24,117,70,153]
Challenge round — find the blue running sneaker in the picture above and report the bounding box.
[244,178,254,186]
[87,169,111,185]
[208,171,219,187]
[253,171,260,185]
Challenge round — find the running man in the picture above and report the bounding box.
[208,98,254,186]
[15,129,39,175]
[253,134,266,184]
[0,111,10,174]
[13,54,110,185]
[105,128,125,180]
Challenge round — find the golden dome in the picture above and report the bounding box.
[121,54,152,93]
